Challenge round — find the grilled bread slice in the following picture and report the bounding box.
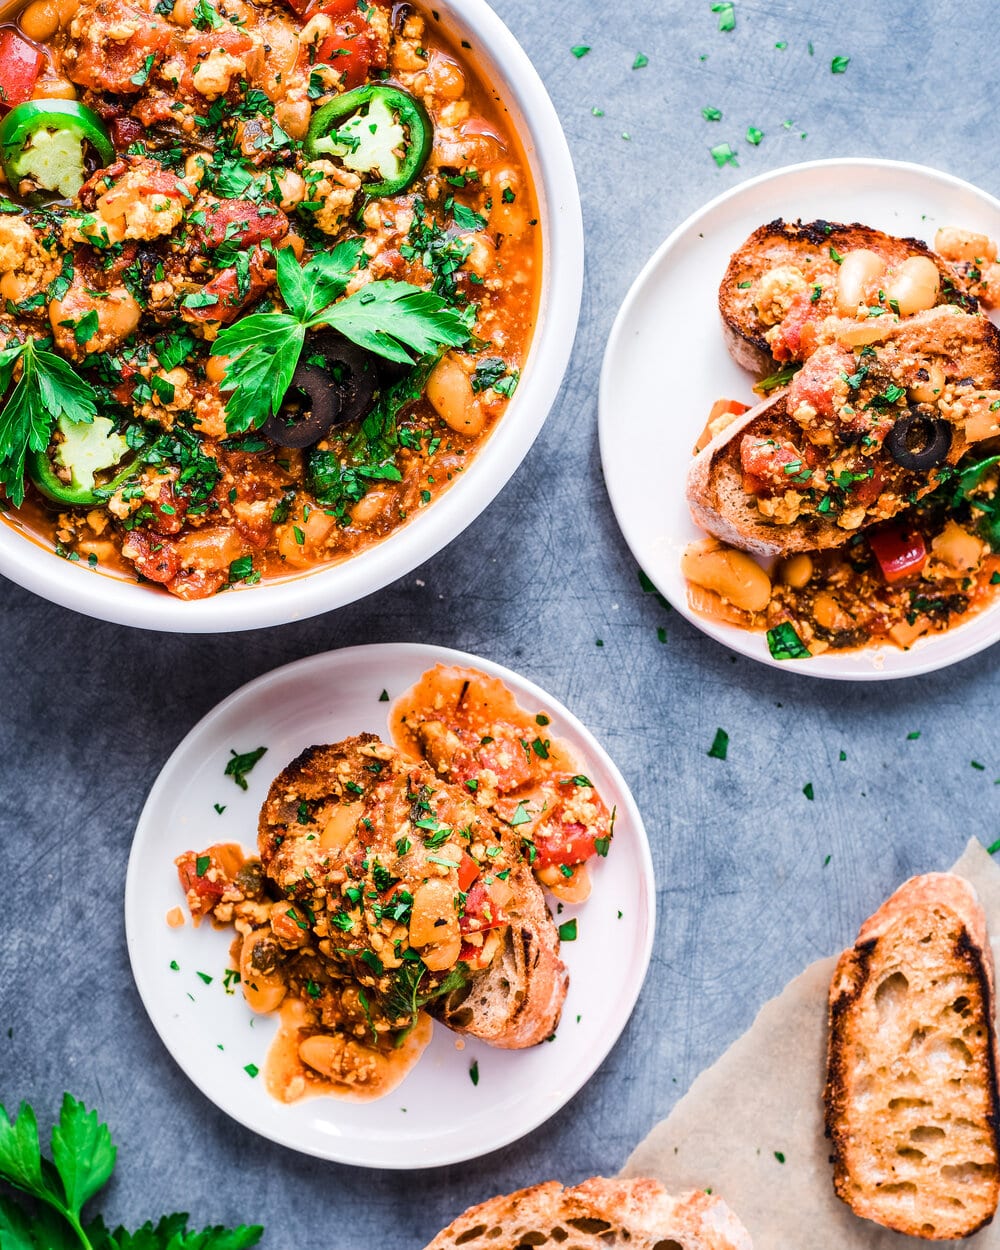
[423,1178,753,1250]
[719,218,974,376]
[687,305,1000,557]
[429,859,567,1048]
[259,734,566,1050]
[825,873,1000,1240]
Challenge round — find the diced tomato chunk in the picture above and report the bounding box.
[176,849,230,917]
[532,820,598,869]
[181,246,275,325]
[193,200,289,250]
[121,530,181,584]
[740,436,809,495]
[868,523,928,583]
[315,6,389,89]
[787,345,854,419]
[457,851,480,892]
[109,115,144,150]
[770,292,820,362]
[460,880,507,934]
[0,30,44,107]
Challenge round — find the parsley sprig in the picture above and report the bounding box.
[0,339,98,507]
[212,241,470,434]
[0,1093,262,1249]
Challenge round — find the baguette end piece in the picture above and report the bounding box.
[423,1177,753,1250]
[825,872,1000,1240]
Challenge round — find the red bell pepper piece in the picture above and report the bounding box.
[868,522,928,584]
[0,30,44,109]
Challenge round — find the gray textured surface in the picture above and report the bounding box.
[2,1,1000,1245]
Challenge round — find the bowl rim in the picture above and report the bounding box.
[0,0,584,633]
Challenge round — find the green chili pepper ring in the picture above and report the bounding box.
[0,100,115,200]
[28,418,140,508]
[305,84,433,198]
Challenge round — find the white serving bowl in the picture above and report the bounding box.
[0,1,583,632]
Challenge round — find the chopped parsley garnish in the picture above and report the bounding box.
[702,106,722,121]
[707,728,729,760]
[571,45,591,58]
[766,622,811,660]
[633,52,649,69]
[195,855,210,877]
[711,1,735,31]
[469,1059,479,1085]
[709,142,738,168]
[224,745,268,790]
[803,782,815,801]
[557,918,578,941]
[746,126,763,145]
[831,55,850,73]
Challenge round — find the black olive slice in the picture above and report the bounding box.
[263,362,342,448]
[310,331,379,426]
[885,410,953,471]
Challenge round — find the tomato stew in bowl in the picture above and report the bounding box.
[0,0,545,604]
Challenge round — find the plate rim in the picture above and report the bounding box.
[598,156,1000,682]
[124,642,656,1168]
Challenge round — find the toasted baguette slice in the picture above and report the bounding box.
[687,305,1000,556]
[259,735,566,1050]
[719,218,973,375]
[423,1178,753,1250]
[430,859,567,1047]
[825,872,1000,1240]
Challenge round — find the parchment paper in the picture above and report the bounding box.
[622,839,1000,1247]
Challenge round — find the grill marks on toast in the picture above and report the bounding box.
[432,862,567,1048]
[825,874,1000,1239]
[422,1178,753,1250]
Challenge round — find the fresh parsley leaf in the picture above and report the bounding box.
[191,0,222,29]
[319,282,470,365]
[213,249,468,432]
[766,622,811,660]
[0,339,98,506]
[213,314,304,434]
[711,1,735,31]
[276,240,363,321]
[50,1095,116,1219]
[0,1098,262,1250]
[757,362,802,394]
[0,1101,47,1198]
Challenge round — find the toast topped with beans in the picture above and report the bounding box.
[423,1178,753,1250]
[687,304,1000,556]
[825,873,1000,1240]
[257,735,568,1051]
[719,219,977,377]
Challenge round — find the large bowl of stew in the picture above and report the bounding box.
[0,0,581,629]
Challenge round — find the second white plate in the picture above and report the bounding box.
[125,644,655,1168]
[599,158,1000,681]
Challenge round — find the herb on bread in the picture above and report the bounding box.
[0,1093,263,1249]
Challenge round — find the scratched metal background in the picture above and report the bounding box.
[2,1,999,1244]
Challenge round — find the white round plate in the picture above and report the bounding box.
[599,158,1000,681]
[125,644,654,1168]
